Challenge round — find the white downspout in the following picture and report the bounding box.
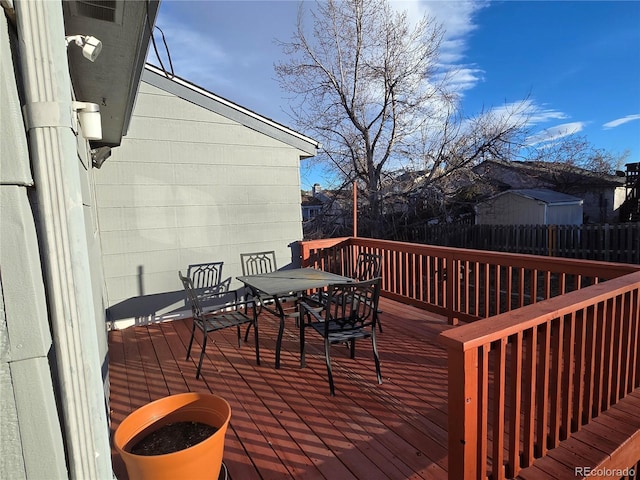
[15,1,112,479]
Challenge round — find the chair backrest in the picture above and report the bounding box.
[187,262,224,290]
[240,251,278,276]
[179,271,203,319]
[353,252,382,281]
[323,278,381,331]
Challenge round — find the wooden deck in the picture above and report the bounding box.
[109,297,454,480]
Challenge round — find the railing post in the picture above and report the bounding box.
[299,241,311,267]
[446,345,479,480]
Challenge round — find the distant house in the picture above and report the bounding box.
[475,189,583,225]
[302,192,324,221]
[96,64,320,327]
[472,159,626,223]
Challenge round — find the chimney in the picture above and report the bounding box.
[312,183,322,197]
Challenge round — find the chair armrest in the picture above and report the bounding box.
[298,300,325,323]
[203,291,254,315]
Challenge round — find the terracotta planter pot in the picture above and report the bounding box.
[113,392,231,480]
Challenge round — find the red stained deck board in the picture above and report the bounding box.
[109,298,452,480]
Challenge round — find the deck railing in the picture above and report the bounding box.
[300,237,638,325]
[299,237,640,480]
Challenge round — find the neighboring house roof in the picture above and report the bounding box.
[143,64,320,157]
[302,194,324,207]
[473,159,625,189]
[484,188,583,205]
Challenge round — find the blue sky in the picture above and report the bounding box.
[149,1,640,190]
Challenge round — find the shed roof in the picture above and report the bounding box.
[488,188,583,205]
[142,64,320,157]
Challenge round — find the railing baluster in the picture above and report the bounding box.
[492,338,506,480]
[506,265,513,312]
[573,309,586,432]
[593,301,606,416]
[507,332,523,478]
[484,263,490,318]
[604,297,615,410]
[478,344,489,480]
[522,327,537,467]
[561,312,575,439]
[612,295,623,405]
[549,316,564,448]
[536,322,551,457]
[495,264,501,315]
[631,290,640,389]
[474,261,480,316]
[583,305,597,423]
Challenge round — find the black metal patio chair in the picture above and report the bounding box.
[240,251,301,335]
[298,277,382,396]
[312,251,384,332]
[186,261,231,308]
[179,271,259,379]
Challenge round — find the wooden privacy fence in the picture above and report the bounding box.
[399,222,640,264]
[299,237,640,480]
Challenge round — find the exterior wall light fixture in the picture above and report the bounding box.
[65,35,103,62]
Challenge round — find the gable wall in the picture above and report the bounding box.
[95,82,305,322]
[476,193,545,225]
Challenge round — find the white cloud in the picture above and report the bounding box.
[603,114,640,129]
[484,100,567,126]
[391,1,489,93]
[443,66,485,93]
[527,122,586,145]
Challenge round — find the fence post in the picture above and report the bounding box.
[446,345,479,480]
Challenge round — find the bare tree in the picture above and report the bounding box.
[528,134,629,176]
[276,0,530,237]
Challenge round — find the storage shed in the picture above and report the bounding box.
[475,189,583,225]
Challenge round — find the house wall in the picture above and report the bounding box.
[95,82,306,325]
[1,13,68,479]
[581,187,627,223]
[0,6,110,479]
[546,203,583,225]
[475,193,545,225]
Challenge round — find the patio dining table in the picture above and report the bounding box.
[237,268,353,368]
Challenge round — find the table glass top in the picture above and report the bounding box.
[237,268,352,296]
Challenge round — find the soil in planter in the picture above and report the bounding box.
[128,422,218,456]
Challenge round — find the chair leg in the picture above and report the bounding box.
[324,338,335,396]
[186,320,197,360]
[300,316,306,368]
[377,316,383,333]
[275,316,285,369]
[196,332,208,380]
[244,323,252,342]
[236,325,242,347]
[253,319,260,366]
[349,339,356,359]
[371,332,382,384]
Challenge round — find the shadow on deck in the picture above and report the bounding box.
[109,297,453,480]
